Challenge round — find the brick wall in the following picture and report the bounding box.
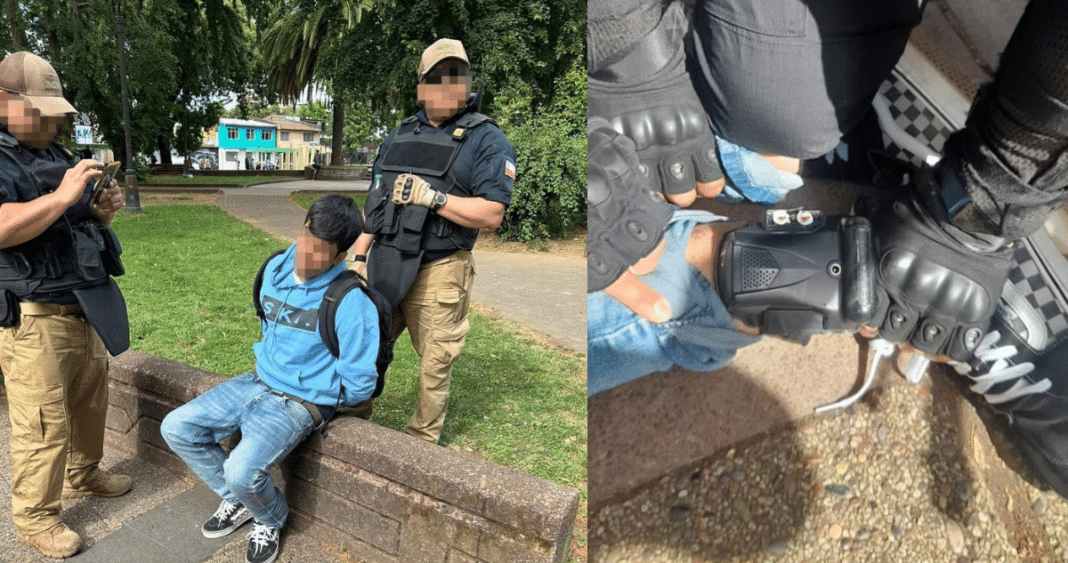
[105,351,579,563]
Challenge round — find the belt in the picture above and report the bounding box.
[250,370,326,431]
[19,301,83,316]
[268,388,324,429]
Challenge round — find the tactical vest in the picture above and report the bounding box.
[364,111,497,254]
[0,130,122,299]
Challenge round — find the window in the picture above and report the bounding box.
[227,127,238,140]
[280,132,289,142]
[303,133,315,142]
[246,129,255,140]
[262,130,273,141]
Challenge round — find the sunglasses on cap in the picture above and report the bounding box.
[423,66,469,84]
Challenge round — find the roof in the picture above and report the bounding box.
[219,118,277,129]
[261,115,321,133]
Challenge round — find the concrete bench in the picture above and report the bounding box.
[104,351,580,563]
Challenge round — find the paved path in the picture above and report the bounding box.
[215,182,586,353]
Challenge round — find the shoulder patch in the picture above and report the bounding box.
[504,160,516,180]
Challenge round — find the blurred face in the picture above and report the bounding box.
[417,61,472,124]
[295,222,342,281]
[0,94,63,148]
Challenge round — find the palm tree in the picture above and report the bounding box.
[261,0,373,166]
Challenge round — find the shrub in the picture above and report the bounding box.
[498,111,586,242]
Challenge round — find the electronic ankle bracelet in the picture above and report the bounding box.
[717,209,877,343]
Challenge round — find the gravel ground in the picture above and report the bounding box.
[590,368,1068,563]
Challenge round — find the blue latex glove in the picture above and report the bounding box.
[715,136,804,206]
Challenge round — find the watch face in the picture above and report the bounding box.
[435,192,447,207]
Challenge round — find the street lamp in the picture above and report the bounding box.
[114,0,141,214]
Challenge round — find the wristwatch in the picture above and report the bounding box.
[432,191,448,211]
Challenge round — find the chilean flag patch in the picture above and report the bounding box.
[504,160,516,180]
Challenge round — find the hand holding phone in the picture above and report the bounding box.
[91,162,121,205]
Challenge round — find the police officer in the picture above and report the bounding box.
[354,38,517,444]
[0,52,130,559]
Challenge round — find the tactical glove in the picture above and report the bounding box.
[588,118,673,293]
[392,173,437,208]
[868,166,1015,361]
[588,2,722,198]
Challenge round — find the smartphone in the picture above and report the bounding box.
[91,162,121,205]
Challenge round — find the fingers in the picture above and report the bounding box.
[604,270,672,323]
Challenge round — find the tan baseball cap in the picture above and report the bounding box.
[0,52,77,116]
[417,39,469,81]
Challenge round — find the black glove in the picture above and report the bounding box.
[867,167,1015,361]
[587,2,722,197]
[588,118,674,293]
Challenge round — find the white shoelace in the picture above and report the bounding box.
[247,523,278,553]
[212,500,240,522]
[954,331,1049,405]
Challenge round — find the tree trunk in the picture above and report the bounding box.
[5,0,27,49]
[330,96,344,166]
[157,135,172,165]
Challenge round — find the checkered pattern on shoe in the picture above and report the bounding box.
[875,69,957,167]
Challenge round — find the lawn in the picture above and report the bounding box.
[109,204,587,494]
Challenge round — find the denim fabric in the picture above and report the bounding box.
[160,372,314,529]
[715,137,804,206]
[587,210,760,396]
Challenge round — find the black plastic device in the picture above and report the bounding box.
[717,209,877,343]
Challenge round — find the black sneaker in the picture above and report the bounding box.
[957,229,1068,497]
[202,500,253,539]
[245,522,281,563]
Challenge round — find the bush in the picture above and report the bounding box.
[498,111,586,242]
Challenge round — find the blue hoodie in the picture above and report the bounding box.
[253,244,378,408]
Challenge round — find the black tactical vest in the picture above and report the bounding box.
[0,130,122,299]
[364,110,497,254]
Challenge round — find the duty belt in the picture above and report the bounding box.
[18,302,83,316]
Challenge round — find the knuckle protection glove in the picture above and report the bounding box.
[868,168,1015,361]
[588,2,722,197]
[392,173,436,208]
[588,118,673,293]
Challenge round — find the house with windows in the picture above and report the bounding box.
[212,118,281,170]
[260,114,330,171]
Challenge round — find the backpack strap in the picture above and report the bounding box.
[319,269,394,399]
[319,270,362,357]
[253,250,285,322]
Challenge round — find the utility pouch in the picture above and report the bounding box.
[71,225,104,281]
[99,226,125,277]
[0,289,20,327]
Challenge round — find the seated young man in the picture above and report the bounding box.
[161,194,378,563]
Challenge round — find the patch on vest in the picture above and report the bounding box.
[261,296,318,332]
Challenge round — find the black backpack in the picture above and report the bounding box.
[253,250,393,399]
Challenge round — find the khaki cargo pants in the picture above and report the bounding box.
[393,251,474,443]
[0,305,108,535]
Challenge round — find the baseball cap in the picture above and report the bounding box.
[417,39,469,81]
[0,52,77,116]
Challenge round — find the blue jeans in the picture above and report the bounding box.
[587,210,760,396]
[160,372,314,529]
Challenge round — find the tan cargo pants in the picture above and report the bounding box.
[0,305,108,535]
[393,251,474,443]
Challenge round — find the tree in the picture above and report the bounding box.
[11,0,256,167]
[260,0,374,165]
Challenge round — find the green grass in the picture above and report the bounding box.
[290,190,367,211]
[109,204,586,492]
[135,175,295,186]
